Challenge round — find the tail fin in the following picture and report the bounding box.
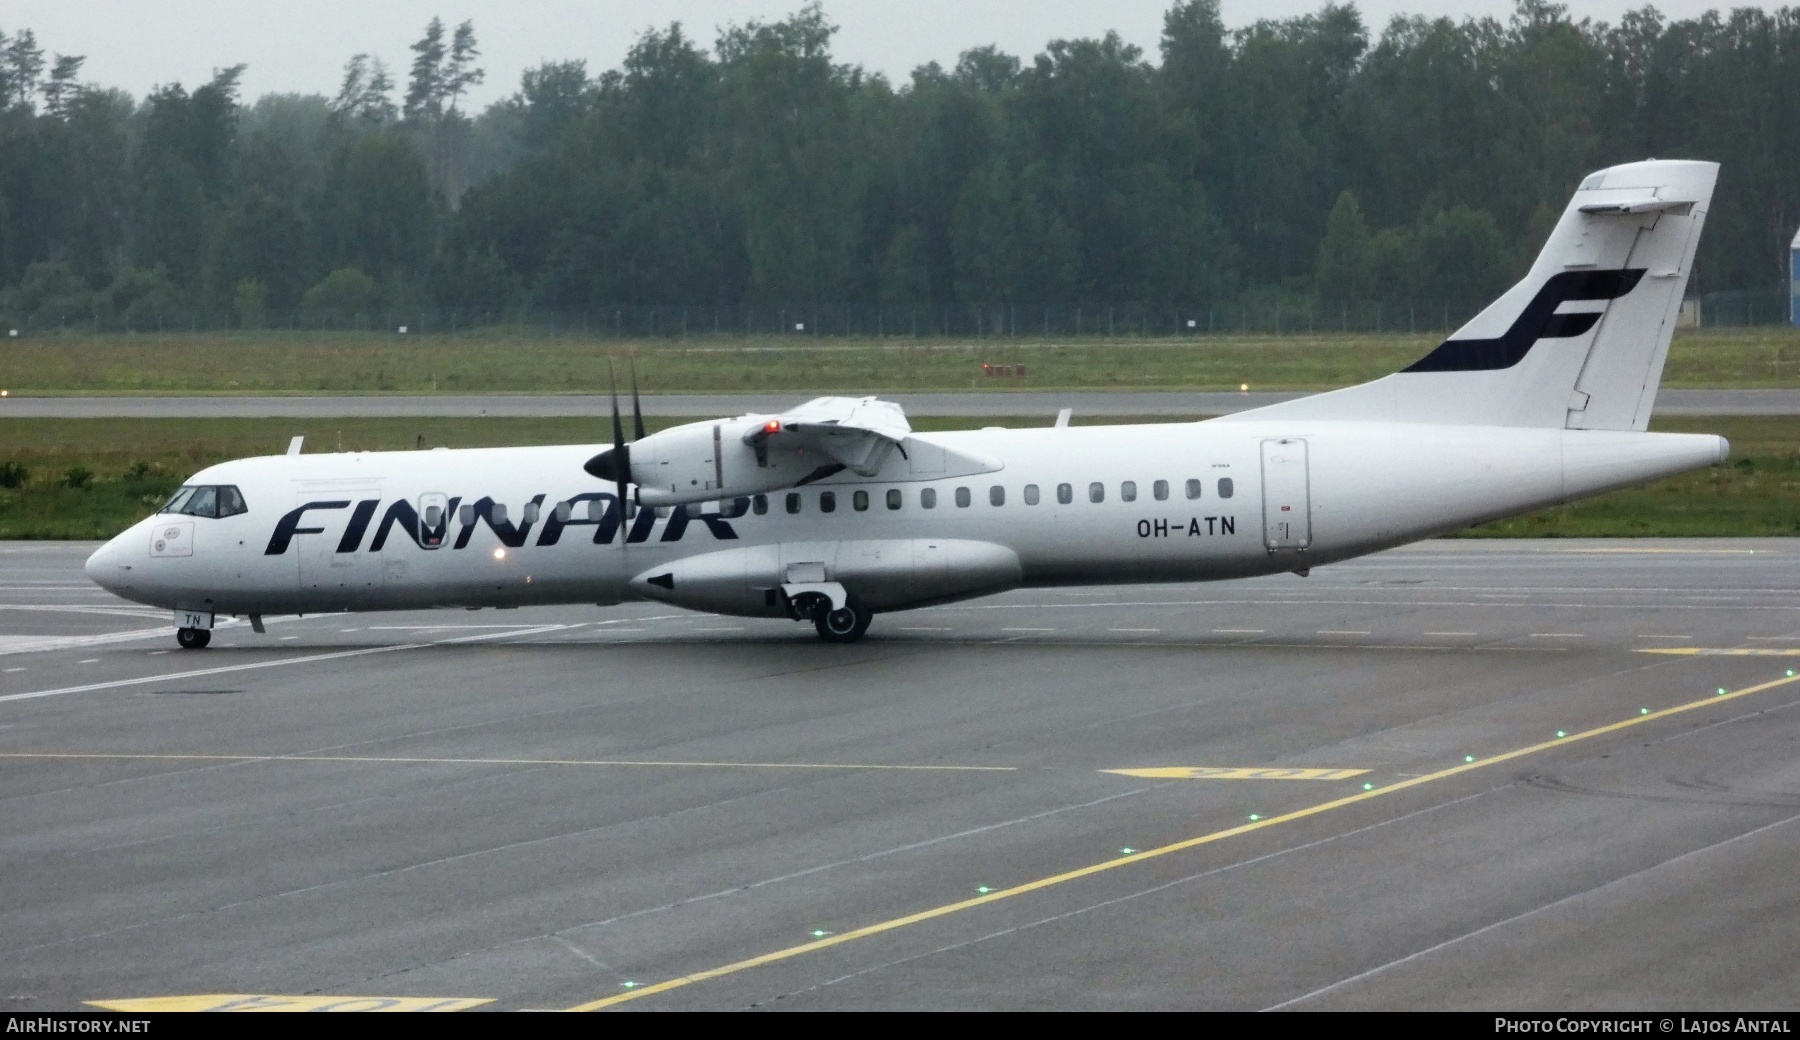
[1222,159,1717,430]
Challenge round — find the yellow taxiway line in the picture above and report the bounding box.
[564,666,1800,1011]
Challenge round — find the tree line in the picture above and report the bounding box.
[0,1,1797,334]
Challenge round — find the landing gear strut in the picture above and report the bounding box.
[176,627,211,650]
[814,601,872,643]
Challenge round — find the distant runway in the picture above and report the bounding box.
[5,538,1800,1010]
[4,388,1799,418]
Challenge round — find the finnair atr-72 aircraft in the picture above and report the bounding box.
[87,159,1727,649]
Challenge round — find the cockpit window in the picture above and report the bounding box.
[160,485,248,518]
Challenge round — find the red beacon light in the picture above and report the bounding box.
[763,419,782,434]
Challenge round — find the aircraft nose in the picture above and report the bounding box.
[84,540,119,589]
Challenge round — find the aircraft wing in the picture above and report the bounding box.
[745,396,911,476]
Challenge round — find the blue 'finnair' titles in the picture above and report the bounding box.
[265,494,748,556]
[85,159,1730,648]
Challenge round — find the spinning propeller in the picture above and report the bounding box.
[583,359,645,517]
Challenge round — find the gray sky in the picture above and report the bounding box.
[6,1,1733,109]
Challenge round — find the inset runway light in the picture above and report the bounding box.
[492,547,506,560]
[977,886,991,894]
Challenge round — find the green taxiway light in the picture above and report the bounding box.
[977,886,991,894]
[1640,708,1650,715]
[1788,670,1796,678]
[811,930,829,938]
[1464,755,1475,763]
[621,982,638,989]
[1362,782,1374,791]
[1120,848,1135,855]
[1248,814,1261,821]
[1556,730,1567,738]
[1717,687,1728,696]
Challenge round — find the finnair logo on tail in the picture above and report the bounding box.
[1405,268,1646,373]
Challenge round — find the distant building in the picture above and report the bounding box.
[1792,226,1800,325]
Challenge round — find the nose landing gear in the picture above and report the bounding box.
[176,627,211,650]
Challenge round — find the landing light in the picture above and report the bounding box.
[492,548,506,560]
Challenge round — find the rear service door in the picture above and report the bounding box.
[1260,439,1311,551]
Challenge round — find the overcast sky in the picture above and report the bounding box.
[5,1,1735,109]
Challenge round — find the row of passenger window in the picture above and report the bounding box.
[754,477,1233,515]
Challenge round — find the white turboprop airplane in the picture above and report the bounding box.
[87,159,1727,649]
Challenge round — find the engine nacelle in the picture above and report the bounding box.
[625,418,831,507]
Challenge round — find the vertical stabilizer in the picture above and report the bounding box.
[1220,159,1716,430]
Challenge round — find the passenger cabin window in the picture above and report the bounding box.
[786,492,802,514]
[587,499,607,521]
[921,488,937,509]
[853,490,869,512]
[1153,480,1169,501]
[1089,482,1105,503]
[1185,479,1202,500]
[459,504,477,526]
[491,503,509,525]
[160,485,248,518]
[522,502,540,525]
[819,491,837,513]
[1218,477,1235,499]
[1121,481,1137,503]
[990,485,1005,506]
[1023,484,1040,505]
[753,494,769,515]
[955,487,971,508]
[887,489,902,510]
[1057,483,1073,505]
[427,504,447,527]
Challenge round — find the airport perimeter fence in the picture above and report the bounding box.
[1,294,1791,340]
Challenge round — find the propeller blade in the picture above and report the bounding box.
[629,357,647,442]
[609,360,629,517]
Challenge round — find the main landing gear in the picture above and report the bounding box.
[176,627,211,650]
[814,601,873,643]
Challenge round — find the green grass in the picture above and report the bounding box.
[2,414,1792,540]
[3,326,1798,395]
